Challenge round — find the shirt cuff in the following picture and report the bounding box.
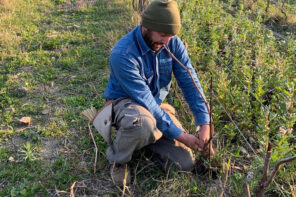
[165,123,183,139]
[195,112,210,126]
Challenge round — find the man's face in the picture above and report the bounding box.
[142,28,174,51]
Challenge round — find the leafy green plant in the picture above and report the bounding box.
[19,142,37,162]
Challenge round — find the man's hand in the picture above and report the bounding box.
[198,124,215,158]
[176,132,203,151]
[176,125,215,157]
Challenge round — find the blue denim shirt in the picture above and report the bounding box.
[104,25,209,139]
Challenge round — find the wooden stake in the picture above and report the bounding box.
[209,73,214,175]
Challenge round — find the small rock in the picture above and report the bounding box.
[41,109,50,115]
[10,87,27,97]
[249,137,256,144]
[6,107,15,113]
[239,147,248,154]
[78,161,88,172]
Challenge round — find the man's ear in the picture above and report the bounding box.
[141,26,147,35]
[141,26,149,35]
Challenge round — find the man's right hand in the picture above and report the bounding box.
[176,132,203,151]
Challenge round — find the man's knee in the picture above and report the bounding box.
[178,156,195,171]
[126,104,162,142]
[119,105,162,145]
[161,154,194,172]
[148,137,195,172]
[160,103,176,115]
[140,113,162,142]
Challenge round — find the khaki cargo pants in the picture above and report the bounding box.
[106,98,195,171]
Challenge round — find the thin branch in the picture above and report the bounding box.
[256,142,273,197]
[209,73,213,165]
[262,142,273,183]
[280,1,287,21]
[163,45,210,114]
[163,44,215,153]
[265,0,270,12]
[132,0,135,10]
[70,181,76,197]
[88,122,98,174]
[245,182,251,197]
[263,156,296,188]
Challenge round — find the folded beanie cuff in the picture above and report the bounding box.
[141,18,181,35]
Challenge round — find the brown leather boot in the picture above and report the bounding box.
[110,163,131,187]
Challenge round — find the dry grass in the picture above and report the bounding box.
[0,0,12,7]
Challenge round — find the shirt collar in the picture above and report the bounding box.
[136,25,166,55]
[136,25,151,56]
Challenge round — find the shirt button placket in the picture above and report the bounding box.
[154,53,160,94]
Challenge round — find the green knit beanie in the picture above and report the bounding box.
[141,0,181,35]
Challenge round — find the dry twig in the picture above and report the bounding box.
[220,157,231,197]
[245,182,251,197]
[132,0,146,13]
[70,181,76,197]
[88,122,98,174]
[121,165,129,197]
[163,45,210,113]
[209,74,214,168]
[163,45,215,149]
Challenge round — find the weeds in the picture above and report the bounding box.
[0,0,295,196]
[19,142,37,162]
[0,0,138,195]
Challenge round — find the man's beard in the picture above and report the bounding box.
[143,29,163,51]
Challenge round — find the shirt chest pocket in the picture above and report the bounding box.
[159,58,172,75]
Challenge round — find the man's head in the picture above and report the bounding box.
[142,27,174,51]
[141,0,181,51]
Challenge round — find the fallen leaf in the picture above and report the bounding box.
[8,156,15,162]
[280,127,287,135]
[19,117,31,125]
[8,156,21,163]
